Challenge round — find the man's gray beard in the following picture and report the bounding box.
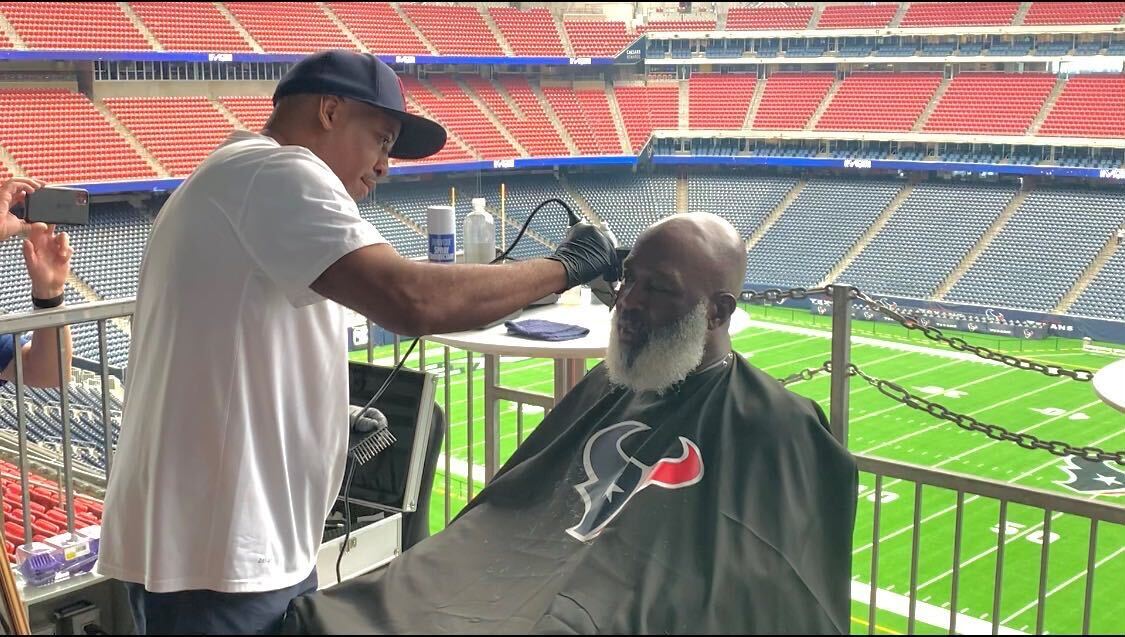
[606,301,709,396]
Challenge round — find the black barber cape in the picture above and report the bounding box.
[285,354,857,634]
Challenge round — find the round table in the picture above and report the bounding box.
[426,302,750,480]
[1093,358,1125,414]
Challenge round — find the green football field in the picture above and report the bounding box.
[350,305,1125,635]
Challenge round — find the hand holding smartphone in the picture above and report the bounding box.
[13,186,89,226]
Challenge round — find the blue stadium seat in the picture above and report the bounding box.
[946,189,1125,311]
[744,179,903,288]
[839,183,1017,297]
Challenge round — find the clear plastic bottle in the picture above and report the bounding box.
[463,197,496,265]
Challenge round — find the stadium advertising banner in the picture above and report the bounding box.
[654,155,1125,182]
[763,288,1120,343]
[616,36,646,64]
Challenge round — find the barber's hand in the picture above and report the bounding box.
[545,222,619,290]
[24,223,72,299]
[0,177,45,242]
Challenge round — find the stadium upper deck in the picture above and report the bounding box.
[0,2,1116,185]
[0,3,1122,57]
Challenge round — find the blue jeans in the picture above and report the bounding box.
[125,569,318,635]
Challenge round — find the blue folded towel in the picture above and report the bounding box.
[504,319,590,342]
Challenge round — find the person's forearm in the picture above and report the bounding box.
[24,325,72,387]
[390,259,567,336]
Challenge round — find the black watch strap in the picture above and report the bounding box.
[31,293,64,309]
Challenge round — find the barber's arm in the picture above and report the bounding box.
[0,223,74,388]
[313,222,618,336]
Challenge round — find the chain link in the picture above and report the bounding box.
[740,286,833,305]
[842,362,1125,466]
[849,289,1095,382]
[776,360,832,387]
[756,284,1114,463]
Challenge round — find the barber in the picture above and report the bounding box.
[96,50,619,635]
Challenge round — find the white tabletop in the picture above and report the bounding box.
[1093,358,1125,413]
[426,303,750,360]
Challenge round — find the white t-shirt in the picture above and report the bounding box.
[96,131,385,593]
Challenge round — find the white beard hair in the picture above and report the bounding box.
[606,301,709,396]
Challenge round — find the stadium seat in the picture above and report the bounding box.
[839,183,1017,297]
[219,95,273,132]
[688,73,756,129]
[923,72,1056,135]
[744,179,903,288]
[224,2,355,54]
[400,76,518,161]
[815,72,942,132]
[327,2,431,55]
[562,20,635,58]
[613,84,679,152]
[947,189,1125,310]
[816,3,898,29]
[569,173,677,248]
[1023,2,1125,25]
[899,2,1019,27]
[466,76,569,157]
[638,19,716,33]
[399,3,503,56]
[0,88,157,183]
[0,2,150,50]
[1070,245,1125,320]
[131,2,253,52]
[726,7,814,30]
[1039,75,1125,138]
[541,86,623,155]
[687,174,797,239]
[751,72,835,130]
[488,7,567,57]
[103,96,235,177]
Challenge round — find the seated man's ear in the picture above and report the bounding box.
[709,292,737,330]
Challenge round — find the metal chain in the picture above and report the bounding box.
[784,361,1125,465]
[759,285,1113,461]
[776,360,833,387]
[849,288,1095,382]
[740,286,832,304]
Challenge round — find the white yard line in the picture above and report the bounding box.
[999,545,1125,626]
[855,367,1026,454]
[851,581,1027,635]
[915,511,1063,592]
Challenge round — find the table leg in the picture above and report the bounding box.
[553,359,568,406]
[483,353,501,483]
[553,358,587,404]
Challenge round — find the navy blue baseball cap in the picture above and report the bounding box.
[274,50,446,160]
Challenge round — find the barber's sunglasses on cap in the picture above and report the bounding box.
[273,50,447,160]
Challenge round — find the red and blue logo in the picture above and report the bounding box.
[567,421,704,542]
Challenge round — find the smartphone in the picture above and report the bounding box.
[16,186,89,225]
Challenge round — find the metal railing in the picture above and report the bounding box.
[2,291,1122,634]
[1,299,130,548]
[855,455,1125,635]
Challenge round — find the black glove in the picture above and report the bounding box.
[545,222,619,290]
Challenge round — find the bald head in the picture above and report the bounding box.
[633,213,746,297]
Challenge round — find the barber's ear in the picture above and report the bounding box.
[318,96,342,130]
[709,293,737,330]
